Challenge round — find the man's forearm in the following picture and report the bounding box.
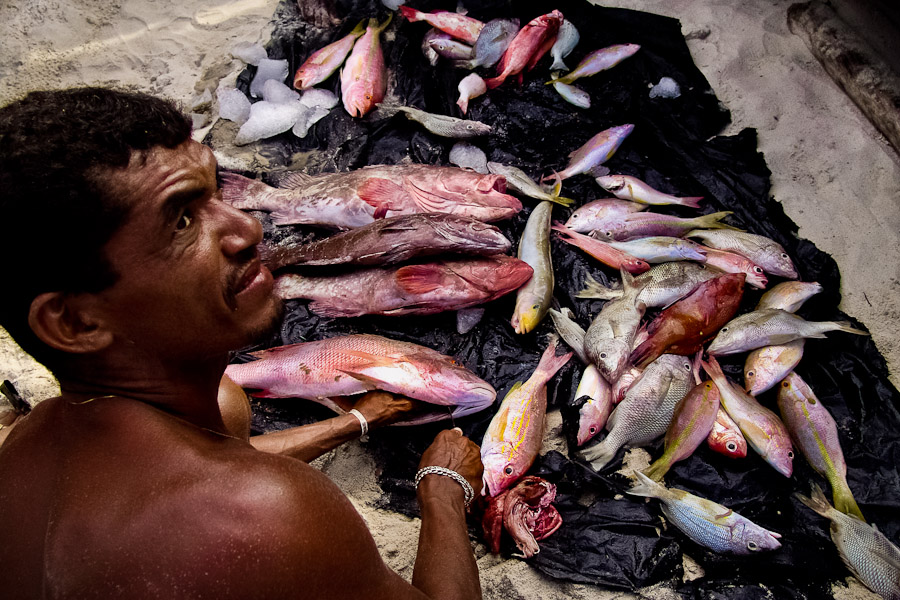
[250,413,365,462]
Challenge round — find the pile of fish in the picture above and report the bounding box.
[220,1,900,595]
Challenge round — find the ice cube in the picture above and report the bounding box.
[262,79,301,104]
[250,58,289,98]
[300,88,339,110]
[649,77,681,99]
[217,87,251,124]
[231,42,267,66]
[234,100,306,145]
[449,142,488,173]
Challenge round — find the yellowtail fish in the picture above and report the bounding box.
[293,21,366,90]
[487,162,574,206]
[547,44,641,86]
[512,201,555,334]
[481,336,572,496]
[629,472,782,555]
[341,15,392,117]
[778,372,864,520]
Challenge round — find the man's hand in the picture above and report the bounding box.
[352,391,427,428]
[418,428,484,501]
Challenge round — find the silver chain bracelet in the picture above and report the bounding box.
[414,466,475,507]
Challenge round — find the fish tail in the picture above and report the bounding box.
[694,211,742,231]
[549,57,568,72]
[483,74,506,90]
[575,273,622,300]
[831,478,866,521]
[581,436,621,470]
[794,483,834,519]
[627,471,666,499]
[451,58,477,70]
[456,97,469,115]
[536,335,573,377]
[547,194,575,207]
[220,172,278,211]
[828,321,869,337]
[398,5,420,21]
[546,73,573,85]
[678,196,703,209]
[373,13,393,33]
[349,19,367,37]
[641,455,673,482]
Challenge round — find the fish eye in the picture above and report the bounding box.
[504,466,514,475]
[727,442,737,451]
[754,267,763,273]
[599,352,608,359]
[783,381,790,387]
[683,363,691,371]
[781,253,788,258]
[787,451,794,459]
[721,327,728,333]
[747,370,755,377]
[365,93,372,100]
[466,124,473,129]
[747,541,759,551]
[589,426,597,434]
[532,304,540,310]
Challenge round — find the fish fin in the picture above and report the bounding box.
[247,389,282,399]
[339,350,402,369]
[450,58,477,70]
[679,196,703,208]
[535,336,573,377]
[828,321,869,336]
[641,458,670,482]
[395,264,451,294]
[483,75,505,90]
[629,339,660,370]
[830,479,866,521]
[335,369,381,391]
[372,13,393,34]
[220,172,276,210]
[503,381,524,399]
[307,300,364,317]
[549,58,568,72]
[271,210,305,226]
[581,436,621,470]
[626,471,665,498]
[348,19,367,37]
[272,171,315,189]
[575,273,623,300]
[358,178,407,219]
[694,211,743,231]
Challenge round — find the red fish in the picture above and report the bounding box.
[484,10,563,89]
[630,273,746,369]
[707,407,748,458]
[341,15,391,117]
[399,7,484,44]
[551,224,650,274]
[482,476,562,557]
[294,21,366,90]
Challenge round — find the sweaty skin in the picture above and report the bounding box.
[0,139,484,600]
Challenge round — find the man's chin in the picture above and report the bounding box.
[243,298,285,347]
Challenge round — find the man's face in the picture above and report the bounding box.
[94,140,281,361]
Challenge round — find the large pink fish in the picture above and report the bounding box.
[221,164,522,229]
[552,224,650,274]
[484,10,563,89]
[274,255,533,317]
[341,15,391,117]
[481,337,572,496]
[225,334,495,425]
[294,21,366,90]
[399,7,484,44]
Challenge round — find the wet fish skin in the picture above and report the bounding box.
[274,255,533,317]
[756,281,823,312]
[582,354,694,469]
[552,124,634,181]
[512,201,555,334]
[703,356,794,477]
[481,337,572,496]
[224,334,495,425]
[778,372,864,520]
[700,246,768,289]
[630,273,746,369]
[341,15,392,117]
[549,19,580,71]
[643,380,720,481]
[294,21,366,90]
[744,339,805,396]
[552,225,650,274]
[595,210,740,241]
[456,18,520,69]
[708,308,869,356]
[584,270,646,382]
[399,6,484,45]
[260,213,511,270]
[707,407,748,458]
[564,198,646,232]
[595,174,702,208]
[577,262,718,309]
[796,485,900,599]
[606,236,708,264]
[383,104,492,138]
[547,44,641,85]
[456,73,487,114]
[575,364,613,446]
[548,307,589,365]
[687,229,798,279]
[484,10,563,89]
[482,476,562,557]
[487,162,574,206]
[629,472,782,555]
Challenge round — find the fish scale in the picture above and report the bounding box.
[583,270,645,382]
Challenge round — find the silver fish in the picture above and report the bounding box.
[687,229,798,279]
[487,162,574,206]
[380,104,491,138]
[629,472,783,555]
[551,75,590,109]
[577,262,718,309]
[548,307,590,365]
[549,19,580,71]
[512,201,555,334]
[583,269,646,382]
[707,308,869,356]
[582,354,693,469]
[595,174,702,209]
[605,236,708,264]
[425,35,474,61]
[449,142,489,173]
[756,281,823,312]
[422,28,451,66]
[797,486,900,599]
[455,18,519,70]
[564,198,647,233]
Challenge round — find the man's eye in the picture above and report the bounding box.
[175,213,193,231]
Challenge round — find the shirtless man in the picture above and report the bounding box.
[0,87,484,599]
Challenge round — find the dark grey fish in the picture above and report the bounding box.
[454,18,519,69]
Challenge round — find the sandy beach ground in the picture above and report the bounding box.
[0,0,896,598]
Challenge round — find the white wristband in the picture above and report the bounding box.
[414,466,475,508]
[348,409,368,438]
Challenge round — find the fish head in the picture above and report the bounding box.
[708,424,747,458]
[511,297,544,334]
[766,438,794,477]
[740,526,782,554]
[477,256,535,294]
[459,121,493,136]
[595,175,626,194]
[771,252,799,279]
[744,264,768,289]
[482,444,524,497]
[576,398,607,446]
[592,338,631,382]
[707,321,754,356]
[609,124,635,142]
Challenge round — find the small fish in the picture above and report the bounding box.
[381,104,491,138]
[548,307,590,365]
[487,162,574,207]
[643,379,720,481]
[422,28,452,66]
[482,476,562,558]
[576,262,718,309]
[778,373,864,520]
[549,19,580,71]
[481,337,572,496]
[605,236,708,264]
[703,356,794,477]
[744,340,805,396]
[294,21,366,90]
[796,485,900,599]
[551,76,590,109]
[549,124,634,182]
[399,6,484,44]
[613,366,643,404]
[575,364,613,447]
[225,334,495,425]
[552,225,650,274]
[756,281,823,312]
[455,18,520,70]
[595,175,703,208]
[547,44,641,85]
[564,198,647,233]
[707,407,748,458]
[707,308,869,356]
[700,246,768,289]
[512,202,555,334]
[583,269,646,383]
[341,15,392,117]
[594,210,739,242]
[456,73,487,115]
[484,11,563,89]
[425,35,473,61]
[582,354,694,469]
[687,229,798,279]
[629,472,782,555]
[449,141,488,173]
[274,255,533,317]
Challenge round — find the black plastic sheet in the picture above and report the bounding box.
[229,0,900,596]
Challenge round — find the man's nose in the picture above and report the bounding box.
[218,201,263,257]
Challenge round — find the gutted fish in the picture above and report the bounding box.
[482,476,562,558]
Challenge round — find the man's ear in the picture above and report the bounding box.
[27,292,114,354]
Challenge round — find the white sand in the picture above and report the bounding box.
[0,1,893,598]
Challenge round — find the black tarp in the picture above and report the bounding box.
[226,0,900,596]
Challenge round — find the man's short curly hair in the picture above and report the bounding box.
[0,87,192,369]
